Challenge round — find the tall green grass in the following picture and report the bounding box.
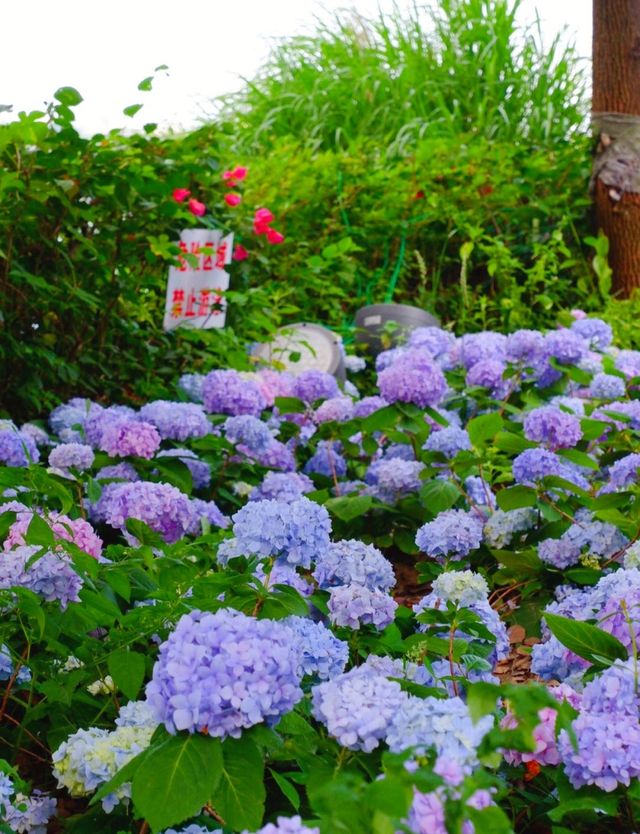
[219,0,587,155]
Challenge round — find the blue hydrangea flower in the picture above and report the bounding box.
[188,498,230,534]
[415,510,484,563]
[139,400,210,440]
[0,428,40,467]
[203,370,266,416]
[313,539,395,592]
[0,545,82,608]
[314,397,354,424]
[95,462,140,482]
[505,329,544,365]
[512,448,564,484]
[92,481,195,543]
[377,361,446,409]
[365,459,424,504]
[3,791,56,834]
[224,415,273,454]
[538,538,581,569]
[0,643,31,685]
[600,453,640,493]
[232,498,331,569]
[241,817,320,834]
[146,608,302,736]
[311,666,405,752]
[327,584,397,630]
[590,373,626,400]
[424,426,471,458]
[464,475,496,508]
[99,419,161,460]
[283,616,348,680]
[459,332,507,369]
[570,317,613,350]
[177,373,205,403]
[615,350,640,379]
[407,327,456,358]
[465,360,509,397]
[303,441,347,478]
[250,472,314,503]
[353,396,388,418]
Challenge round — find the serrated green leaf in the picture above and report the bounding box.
[211,736,265,830]
[544,612,627,667]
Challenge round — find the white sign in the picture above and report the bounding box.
[163,228,233,331]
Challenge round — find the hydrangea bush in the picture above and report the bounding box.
[4,316,640,833]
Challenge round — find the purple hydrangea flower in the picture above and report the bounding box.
[48,443,94,471]
[99,419,161,460]
[95,462,140,482]
[0,643,31,685]
[146,608,302,736]
[464,476,496,508]
[593,399,640,430]
[313,396,354,424]
[303,441,347,478]
[512,448,564,484]
[614,350,640,379]
[224,415,273,454]
[416,510,484,563]
[364,459,424,504]
[538,537,581,569]
[83,406,136,447]
[327,584,397,630]
[570,317,613,350]
[590,373,626,400]
[600,453,640,493]
[177,373,205,402]
[0,545,82,608]
[139,401,210,440]
[19,423,50,447]
[313,539,395,592]
[523,406,583,450]
[465,360,509,397]
[3,791,56,834]
[353,396,388,418]
[187,498,229,534]
[377,361,446,409]
[250,472,314,503]
[311,666,405,752]
[505,329,544,366]
[293,371,339,404]
[0,429,40,467]
[252,440,297,472]
[459,332,507,369]
[407,327,456,358]
[241,816,320,834]
[92,481,194,543]
[424,426,471,458]
[581,660,640,715]
[283,616,348,680]
[203,370,266,416]
[543,329,589,365]
[232,498,331,568]
[49,398,99,438]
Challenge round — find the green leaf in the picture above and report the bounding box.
[466,681,500,722]
[548,793,620,822]
[544,612,627,667]
[274,396,306,414]
[138,76,154,91]
[54,86,83,106]
[153,457,193,495]
[325,495,372,521]
[270,769,300,810]
[131,733,223,832]
[123,103,144,118]
[465,805,513,834]
[557,448,598,470]
[362,405,399,433]
[496,485,537,511]
[107,649,145,700]
[24,513,55,548]
[494,431,534,453]
[211,736,265,831]
[467,413,504,446]
[419,479,459,514]
[580,418,612,441]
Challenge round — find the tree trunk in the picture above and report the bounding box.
[592,0,640,296]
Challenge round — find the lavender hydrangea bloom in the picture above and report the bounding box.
[314,396,354,424]
[241,817,320,834]
[303,441,347,478]
[365,459,424,503]
[177,373,205,402]
[327,584,397,630]
[593,399,640,430]
[590,373,626,399]
[20,423,51,447]
[49,398,98,437]
[250,472,314,503]
[465,360,509,397]
[600,453,640,493]
[570,317,613,350]
[538,538,581,569]
[382,443,415,461]
[505,329,544,365]
[581,660,640,715]
[203,370,266,416]
[543,329,589,365]
[523,406,583,449]
[146,608,302,736]
[512,448,564,484]
[224,415,273,454]
[252,439,297,472]
[559,711,640,792]
[459,332,507,369]
[416,510,484,562]
[377,362,446,409]
[311,666,405,752]
[84,406,136,447]
[92,481,194,543]
[139,401,210,441]
[424,426,471,458]
[313,539,395,592]
[464,476,496,508]
[0,545,83,608]
[615,349,640,379]
[0,429,40,467]
[293,371,339,403]
[156,448,211,490]
[407,327,456,358]
[48,443,94,471]
[353,396,388,418]
[253,561,313,597]
[386,695,493,771]
[3,791,57,834]
[95,462,140,482]
[283,616,348,680]
[187,498,229,534]
[99,419,161,460]
[163,826,222,834]
[232,498,331,568]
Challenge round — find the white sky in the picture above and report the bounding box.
[1,0,591,136]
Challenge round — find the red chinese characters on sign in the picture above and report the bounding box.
[176,240,228,272]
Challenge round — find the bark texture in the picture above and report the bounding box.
[593,0,640,296]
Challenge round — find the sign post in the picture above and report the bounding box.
[163,228,233,331]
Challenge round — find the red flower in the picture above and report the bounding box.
[188,198,206,217]
[266,228,285,245]
[222,166,248,186]
[414,190,425,200]
[254,207,274,224]
[173,188,191,203]
[524,761,541,781]
[233,244,249,261]
[224,193,242,207]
